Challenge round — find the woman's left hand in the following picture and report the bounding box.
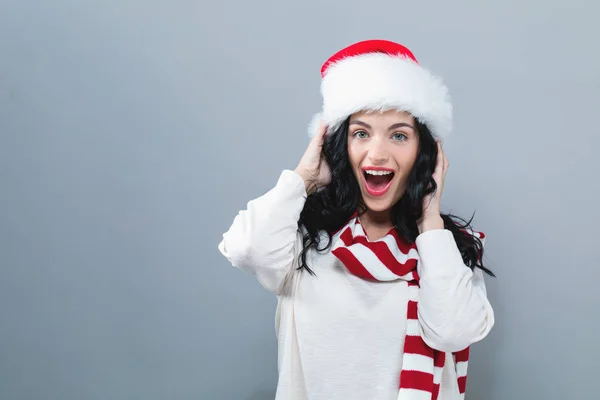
[418,140,448,233]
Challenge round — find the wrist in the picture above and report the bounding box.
[294,169,316,195]
[418,214,444,234]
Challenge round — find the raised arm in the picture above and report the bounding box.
[218,170,307,294]
[415,230,495,352]
[218,122,331,294]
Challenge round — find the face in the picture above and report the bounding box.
[347,109,420,213]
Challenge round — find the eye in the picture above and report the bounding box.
[353,130,369,139]
[392,132,407,141]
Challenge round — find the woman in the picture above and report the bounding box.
[218,39,495,400]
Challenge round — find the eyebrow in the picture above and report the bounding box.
[349,120,415,131]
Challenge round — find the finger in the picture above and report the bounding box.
[439,141,448,174]
[317,121,327,138]
[312,121,327,146]
[443,150,449,174]
[435,141,444,173]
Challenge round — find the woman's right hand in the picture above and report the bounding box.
[294,121,332,195]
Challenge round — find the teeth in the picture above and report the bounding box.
[364,170,393,176]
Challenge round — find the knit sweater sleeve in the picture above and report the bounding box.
[414,229,495,353]
[217,170,307,294]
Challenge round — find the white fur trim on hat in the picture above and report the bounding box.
[308,52,452,139]
[307,112,323,138]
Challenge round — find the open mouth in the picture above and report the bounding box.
[363,169,395,196]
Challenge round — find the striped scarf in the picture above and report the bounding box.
[330,216,471,400]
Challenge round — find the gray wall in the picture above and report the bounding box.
[1,0,598,399]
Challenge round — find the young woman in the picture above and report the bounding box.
[218,39,495,400]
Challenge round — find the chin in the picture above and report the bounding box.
[362,197,396,213]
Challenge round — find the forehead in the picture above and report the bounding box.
[350,109,415,124]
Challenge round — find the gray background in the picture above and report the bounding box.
[1,0,599,399]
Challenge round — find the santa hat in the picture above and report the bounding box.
[308,39,452,140]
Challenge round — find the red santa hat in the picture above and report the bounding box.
[308,39,452,140]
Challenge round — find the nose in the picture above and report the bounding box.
[366,137,389,165]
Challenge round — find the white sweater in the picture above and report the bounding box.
[218,170,494,400]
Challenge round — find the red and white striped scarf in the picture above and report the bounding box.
[331,216,472,400]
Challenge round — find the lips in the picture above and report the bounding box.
[362,167,395,197]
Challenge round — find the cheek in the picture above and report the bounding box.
[391,149,418,191]
[347,143,362,169]
[396,145,419,169]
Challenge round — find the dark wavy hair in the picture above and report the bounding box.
[297,115,495,277]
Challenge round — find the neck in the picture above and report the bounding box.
[358,209,393,241]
